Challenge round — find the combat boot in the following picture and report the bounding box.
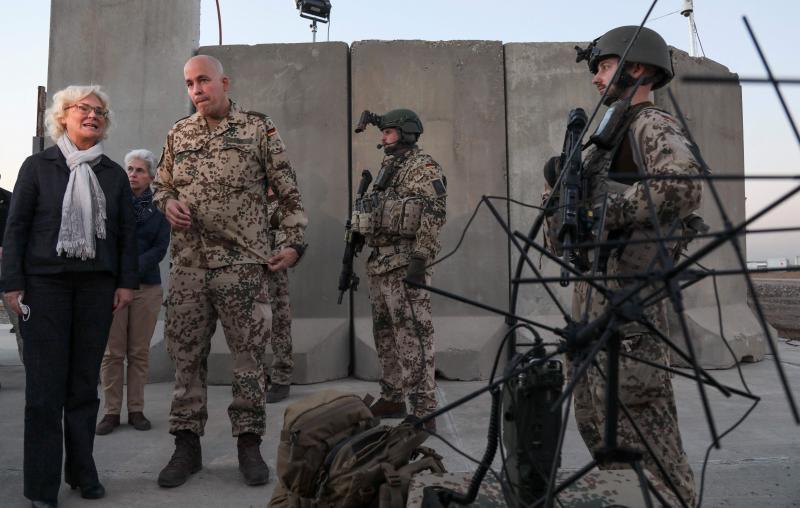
[265,383,290,403]
[157,430,202,488]
[238,433,270,486]
[369,397,407,419]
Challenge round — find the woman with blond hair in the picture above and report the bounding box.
[1,85,137,507]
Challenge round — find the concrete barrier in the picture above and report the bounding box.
[505,42,600,341]
[47,0,199,164]
[46,3,763,380]
[505,42,767,368]
[655,49,768,367]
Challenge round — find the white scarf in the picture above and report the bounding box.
[56,134,107,260]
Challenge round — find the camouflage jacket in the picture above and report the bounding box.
[365,147,447,276]
[153,101,307,268]
[544,104,703,331]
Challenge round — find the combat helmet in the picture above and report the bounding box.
[576,26,674,89]
[379,108,423,144]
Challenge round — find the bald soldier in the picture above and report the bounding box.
[153,55,307,488]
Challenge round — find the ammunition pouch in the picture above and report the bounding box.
[371,196,423,238]
[351,195,374,235]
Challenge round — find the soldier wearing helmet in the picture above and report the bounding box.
[354,108,447,430]
[543,26,701,505]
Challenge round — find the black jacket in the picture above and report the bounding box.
[135,202,170,285]
[1,146,139,291]
[0,187,11,246]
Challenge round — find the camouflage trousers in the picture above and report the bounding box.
[568,334,697,506]
[368,268,437,418]
[266,267,293,386]
[166,264,271,437]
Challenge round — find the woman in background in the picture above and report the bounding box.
[97,149,169,435]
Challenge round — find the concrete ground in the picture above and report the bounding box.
[1,324,798,507]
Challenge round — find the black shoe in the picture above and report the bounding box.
[237,433,270,486]
[70,482,105,499]
[95,414,120,435]
[128,411,152,431]
[31,501,57,508]
[158,430,202,488]
[369,397,407,419]
[265,383,290,403]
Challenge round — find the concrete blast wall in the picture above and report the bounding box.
[46,0,764,385]
[655,51,768,367]
[47,0,199,165]
[506,43,767,369]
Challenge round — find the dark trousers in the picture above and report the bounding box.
[21,272,116,502]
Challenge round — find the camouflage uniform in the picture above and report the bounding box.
[266,197,293,386]
[544,104,700,504]
[153,101,306,436]
[364,147,447,418]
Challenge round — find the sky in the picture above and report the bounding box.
[0,0,798,261]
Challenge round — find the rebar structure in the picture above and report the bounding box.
[395,2,800,506]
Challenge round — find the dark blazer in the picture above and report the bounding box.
[136,203,170,285]
[1,145,138,291]
[0,187,11,246]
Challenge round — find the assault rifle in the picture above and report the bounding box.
[337,169,374,304]
[556,107,590,286]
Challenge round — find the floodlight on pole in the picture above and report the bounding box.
[294,0,332,43]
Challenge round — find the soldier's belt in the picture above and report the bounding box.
[371,243,413,256]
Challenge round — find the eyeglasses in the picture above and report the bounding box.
[66,103,109,119]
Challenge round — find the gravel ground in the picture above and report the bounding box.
[749,278,800,339]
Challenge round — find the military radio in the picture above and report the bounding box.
[502,339,564,505]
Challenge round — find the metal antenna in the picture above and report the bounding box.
[681,0,700,57]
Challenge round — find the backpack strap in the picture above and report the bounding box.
[377,447,448,508]
[378,463,406,508]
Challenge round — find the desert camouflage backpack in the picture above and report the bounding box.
[268,390,378,507]
[269,390,446,508]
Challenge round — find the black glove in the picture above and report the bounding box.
[405,255,427,286]
[543,156,560,188]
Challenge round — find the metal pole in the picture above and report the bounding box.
[32,86,46,154]
[681,0,698,57]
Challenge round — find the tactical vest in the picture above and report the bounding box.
[351,153,424,244]
[579,102,666,272]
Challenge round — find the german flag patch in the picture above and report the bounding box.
[267,127,277,136]
[425,163,436,168]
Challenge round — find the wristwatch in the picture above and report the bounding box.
[288,243,308,262]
